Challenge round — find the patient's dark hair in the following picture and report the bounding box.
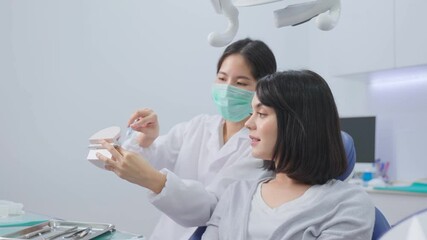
[257,70,347,185]
[217,38,277,80]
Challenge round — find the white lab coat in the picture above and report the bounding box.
[122,114,265,240]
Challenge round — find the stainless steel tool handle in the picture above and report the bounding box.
[22,226,51,239]
[45,226,78,240]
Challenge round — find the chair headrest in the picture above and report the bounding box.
[337,131,356,181]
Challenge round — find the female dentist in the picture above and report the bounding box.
[96,38,277,240]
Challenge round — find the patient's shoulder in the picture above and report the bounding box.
[323,180,373,204]
[223,177,269,199]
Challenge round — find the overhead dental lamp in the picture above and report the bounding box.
[208,0,341,47]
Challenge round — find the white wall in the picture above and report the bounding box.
[0,0,309,237]
[1,0,425,237]
[368,67,427,181]
[304,0,427,181]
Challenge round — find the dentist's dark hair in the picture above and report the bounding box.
[256,70,347,185]
[217,38,277,80]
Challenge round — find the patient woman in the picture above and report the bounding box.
[202,70,375,240]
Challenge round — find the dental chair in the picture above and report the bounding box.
[373,208,391,239]
[338,131,355,181]
[188,131,390,240]
[379,208,427,239]
[340,133,391,239]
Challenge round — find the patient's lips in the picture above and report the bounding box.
[249,135,260,147]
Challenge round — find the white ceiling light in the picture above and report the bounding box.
[208,0,341,47]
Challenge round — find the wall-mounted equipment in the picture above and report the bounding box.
[208,0,341,47]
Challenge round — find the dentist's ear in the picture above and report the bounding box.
[314,0,341,31]
[208,0,239,47]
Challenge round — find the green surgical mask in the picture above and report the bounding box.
[211,83,254,122]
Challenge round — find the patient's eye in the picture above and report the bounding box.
[257,112,267,118]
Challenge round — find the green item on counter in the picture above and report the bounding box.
[374,182,427,194]
[0,212,49,228]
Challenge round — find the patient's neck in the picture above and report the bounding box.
[260,173,312,209]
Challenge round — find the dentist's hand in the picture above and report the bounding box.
[96,141,166,194]
[128,108,159,148]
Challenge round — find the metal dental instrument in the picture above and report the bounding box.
[126,126,133,137]
[64,227,91,239]
[44,226,78,240]
[22,226,51,239]
[76,227,91,239]
[127,118,141,138]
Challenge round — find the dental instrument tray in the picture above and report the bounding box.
[0,220,115,240]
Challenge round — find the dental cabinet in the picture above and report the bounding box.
[366,189,427,225]
[309,0,427,76]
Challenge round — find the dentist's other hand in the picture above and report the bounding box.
[96,141,166,194]
[128,108,159,148]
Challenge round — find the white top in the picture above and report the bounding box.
[248,182,327,240]
[122,114,265,240]
[247,182,284,240]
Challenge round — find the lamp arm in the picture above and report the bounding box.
[315,0,340,31]
[274,0,341,31]
[208,0,239,47]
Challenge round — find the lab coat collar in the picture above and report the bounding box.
[211,118,251,163]
[212,118,251,141]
